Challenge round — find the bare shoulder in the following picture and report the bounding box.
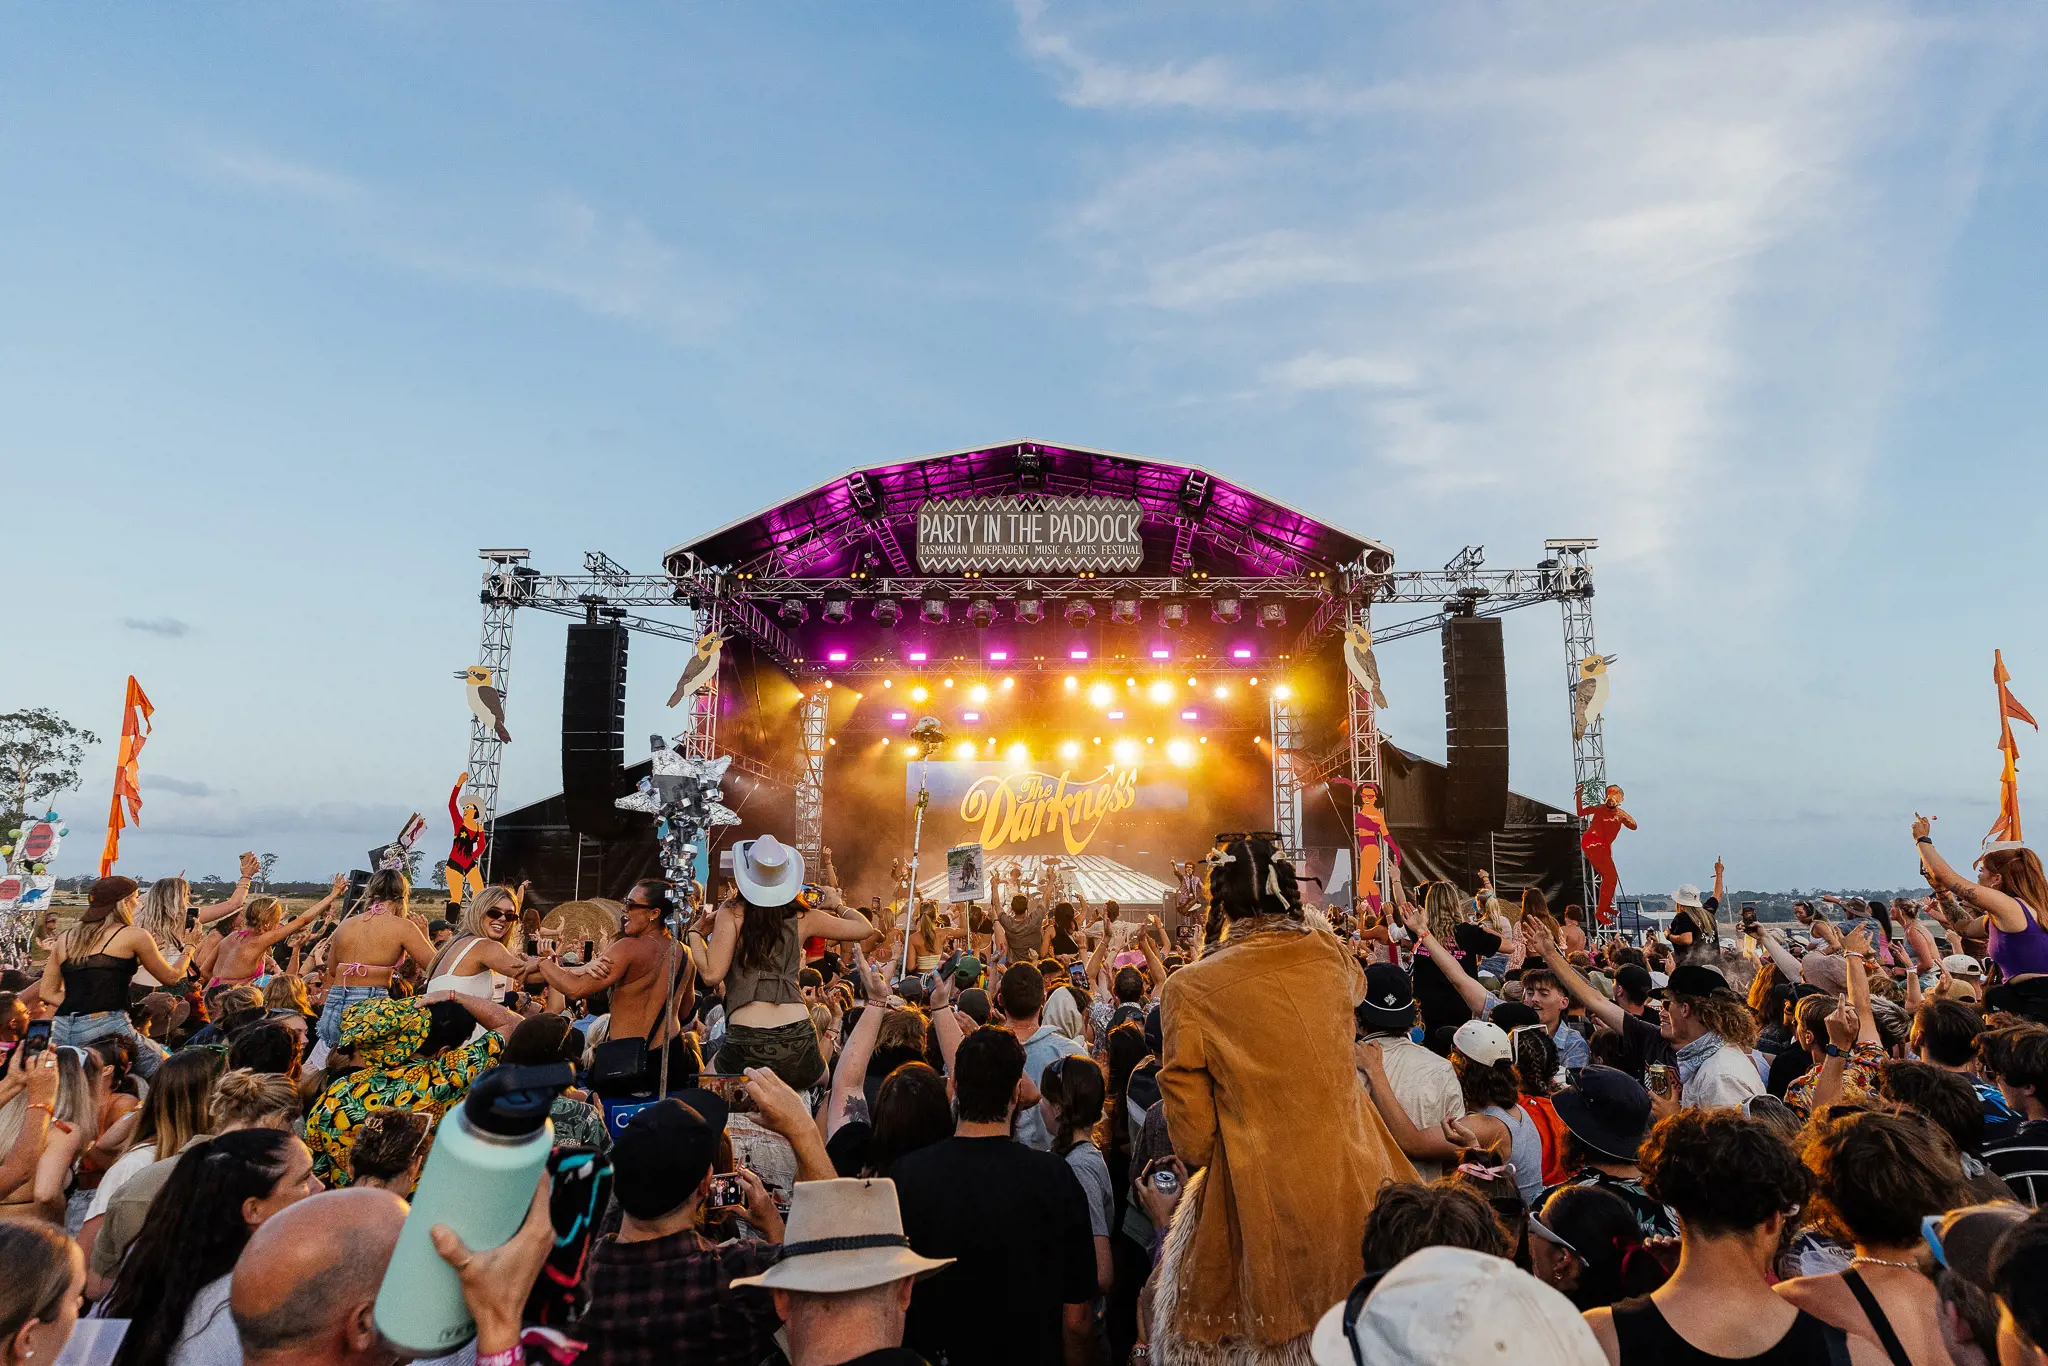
[1773,1273,1850,1324]
[1581,1307,1619,1366]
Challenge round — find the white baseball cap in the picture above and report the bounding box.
[1452,1019,1513,1068]
[733,832,805,907]
[1943,953,1985,979]
[1309,1247,1605,1366]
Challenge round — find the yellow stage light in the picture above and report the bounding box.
[910,686,929,703]
[1001,677,1015,690]
[1148,681,1173,704]
[1186,676,1198,687]
[1008,742,1031,763]
[1145,736,1155,745]
[970,684,989,703]
[1199,735,1208,744]
[824,680,833,689]
[954,741,976,760]
[1059,741,1080,760]
[1088,683,1114,707]
[1113,739,1140,763]
[882,679,893,688]
[1064,676,1079,692]
[943,678,955,689]
[1249,677,1260,686]
[1274,684,1292,700]
[1167,739,1195,766]
[1092,736,1103,745]
[1213,685,1230,699]
[1125,677,1136,688]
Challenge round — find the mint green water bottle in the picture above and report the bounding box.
[373,1063,572,1355]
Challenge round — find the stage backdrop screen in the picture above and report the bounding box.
[909,761,1189,859]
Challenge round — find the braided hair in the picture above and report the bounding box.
[1202,836,1304,951]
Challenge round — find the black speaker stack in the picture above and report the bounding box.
[1441,617,1510,832]
[562,621,630,840]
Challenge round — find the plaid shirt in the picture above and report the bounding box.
[577,1229,781,1366]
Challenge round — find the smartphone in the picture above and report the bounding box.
[699,1073,755,1114]
[21,1019,52,1059]
[1069,964,1088,986]
[707,1172,745,1209]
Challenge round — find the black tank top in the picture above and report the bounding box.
[1612,1296,1853,1366]
[58,953,140,1015]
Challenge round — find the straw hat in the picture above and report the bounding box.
[730,1178,952,1293]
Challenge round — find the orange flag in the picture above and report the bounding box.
[1988,651,2036,847]
[99,677,155,876]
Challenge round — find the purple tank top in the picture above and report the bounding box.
[1989,899,2048,979]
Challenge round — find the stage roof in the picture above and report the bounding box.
[664,440,1391,582]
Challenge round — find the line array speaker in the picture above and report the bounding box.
[1442,617,1509,833]
[562,622,630,840]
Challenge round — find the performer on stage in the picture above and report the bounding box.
[1578,783,1636,924]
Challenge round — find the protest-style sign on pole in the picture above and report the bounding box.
[1987,649,2037,847]
[99,677,153,876]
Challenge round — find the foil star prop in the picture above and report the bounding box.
[617,736,739,889]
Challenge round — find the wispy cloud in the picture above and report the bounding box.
[191,145,724,341]
[1016,3,2040,569]
[122,616,191,637]
[145,775,212,797]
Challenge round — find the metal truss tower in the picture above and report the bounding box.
[796,688,828,868]
[1545,540,1604,902]
[468,550,533,879]
[679,600,722,762]
[1269,690,1306,864]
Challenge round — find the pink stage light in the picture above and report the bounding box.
[1108,710,1125,720]
[988,650,1008,661]
[826,651,847,663]
[1232,648,1253,660]
[1070,649,1089,660]
[1181,710,1197,720]
[963,712,980,722]
[890,712,908,722]
[1151,649,1170,660]
[908,651,928,662]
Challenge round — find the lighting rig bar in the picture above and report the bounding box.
[726,574,1340,601]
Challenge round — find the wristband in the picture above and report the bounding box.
[1915,836,1933,845]
[1824,1044,1845,1059]
[27,1102,54,1117]
[476,1347,521,1366]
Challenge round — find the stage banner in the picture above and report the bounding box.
[911,762,1188,857]
[915,496,1145,574]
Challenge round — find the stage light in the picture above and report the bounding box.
[1148,681,1174,704]
[891,711,908,722]
[1093,736,1102,745]
[1168,740,1194,766]
[853,692,863,699]
[1060,741,1080,760]
[1113,739,1140,763]
[827,651,847,663]
[1008,742,1030,763]
[1214,685,1230,699]
[873,599,902,627]
[828,737,837,746]
[1212,596,1242,625]
[1146,736,1155,744]
[1151,649,1171,660]
[942,677,954,688]
[824,681,834,690]
[921,591,949,625]
[1186,675,1198,686]
[962,711,980,722]
[1232,648,1253,660]
[1181,710,1197,720]
[968,598,996,629]
[1110,597,1140,626]
[987,650,1008,662]
[1249,677,1260,686]
[1064,599,1095,628]
[1107,710,1125,720]
[970,684,989,703]
[954,741,976,760]
[1001,677,1014,690]
[1274,684,1293,700]
[1199,735,1208,744]
[1089,683,1114,707]
[1258,602,1287,629]
[904,742,919,754]
[908,651,928,662]
[910,686,929,703]
[1159,601,1188,630]
[1015,597,1045,625]
[821,593,852,625]
[1070,649,1089,661]
[1064,676,1079,692]
[778,597,809,626]
[882,678,893,688]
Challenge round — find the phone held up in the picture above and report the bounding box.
[707,1172,745,1209]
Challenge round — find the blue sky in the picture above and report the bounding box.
[4,3,2045,893]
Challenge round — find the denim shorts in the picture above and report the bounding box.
[50,1012,157,1079]
[316,984,390,1050]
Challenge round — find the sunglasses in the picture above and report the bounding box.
[483,909,510,922]
[1527,1211,1578,1256]
[1922,1213,1948,1270]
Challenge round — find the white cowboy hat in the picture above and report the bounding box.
[734,832,805,907]
[730,1178,952,1294]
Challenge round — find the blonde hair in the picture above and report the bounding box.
[264,975,311,1016]
[1424,883,1465,944]
[242,895,285,932]
[136,878,191,945]
[458,886,518,943]
[0,1047,98,1154]
[210,1068,300,1130]
[0,1222,78,1350]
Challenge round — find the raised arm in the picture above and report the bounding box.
[1085,911,1113,984]
[1752,923,1804,983]
[537,947,631,1000]
[120,925,192,988]
[1394,896,1491,1020]
[698,897,740,986]
[1528,920,1628,1035]
[1711,857,1726,908]
[1916,814,2032,934]
[798,894,874,944]
[825,952,887,1137]
[929,970,966,1075]
[1140,917,1170,993]
[196,854,263,926]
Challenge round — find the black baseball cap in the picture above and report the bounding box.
[612,1096,727,1220]
[956,987,992,1026]
[1613,965,1654,1002]
[1355,963,1416,1033]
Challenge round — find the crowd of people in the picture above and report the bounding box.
[1,815,2046,1366]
